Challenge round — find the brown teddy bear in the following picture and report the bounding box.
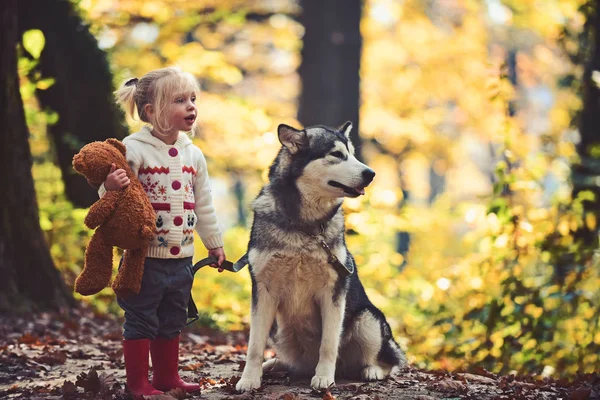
[72,138,155,296]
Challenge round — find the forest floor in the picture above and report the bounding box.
[0,306,598,400]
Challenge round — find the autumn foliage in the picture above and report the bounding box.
[18,0,600,381]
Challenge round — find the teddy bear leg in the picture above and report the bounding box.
[112,247,146,296]
[75,233,114,296]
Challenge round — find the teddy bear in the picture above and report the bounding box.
[72,138,155,296]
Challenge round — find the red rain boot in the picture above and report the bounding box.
[150,335,200,393]
[123,339,163,399]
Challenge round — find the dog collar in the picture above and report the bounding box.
[287,220,354,277]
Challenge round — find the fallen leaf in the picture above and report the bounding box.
[181,362,204,371]
[429,378,465,392]
[61,380,78,399]
[570,387,591,400]
[75,367,101,393]
[199,376,217,385]
[35,350,67,365]
[164,387,188,399]
[7,384,20,393]
[279,392,300,399]
[18,333,40,345]
[458,372,496,384]
[322,389,336,400]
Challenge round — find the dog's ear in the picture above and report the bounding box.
[278,124,307,154]
[337,121,353,139]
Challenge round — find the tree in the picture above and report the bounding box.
[0,0,73,313]
[298,0,363,161]
[18,0,129,208]
[572,0,600,245]
[0,0,124,313]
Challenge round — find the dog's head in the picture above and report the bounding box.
[271,122,375,199]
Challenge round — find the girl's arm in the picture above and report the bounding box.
[192,151,224,250]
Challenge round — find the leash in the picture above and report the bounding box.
[287,220,354,277]
[186,254,248,325]
[192,254,249,274]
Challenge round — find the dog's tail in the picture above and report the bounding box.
[379,337,408,369]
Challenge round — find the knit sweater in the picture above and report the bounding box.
[100,126,224,258]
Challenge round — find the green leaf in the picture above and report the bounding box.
[36,77,55,90]
[22,29,45,59]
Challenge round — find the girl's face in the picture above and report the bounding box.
[149,91,197,138]
[166,91,197,133]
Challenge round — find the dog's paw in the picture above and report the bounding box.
[310,374,335,389]
[236,376,261,392]
[362,365,385,381]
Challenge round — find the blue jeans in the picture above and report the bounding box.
[117,257,194,340]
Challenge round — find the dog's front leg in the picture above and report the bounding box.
[236,284,277,392]
[311,292,346,389]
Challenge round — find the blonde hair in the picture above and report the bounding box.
[114,66,200,133]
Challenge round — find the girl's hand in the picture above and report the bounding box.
[208,247,226,273]
[105,163,130,190]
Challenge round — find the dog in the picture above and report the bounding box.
[236,122,407,392]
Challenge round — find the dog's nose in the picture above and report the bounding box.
[362,168,376,185]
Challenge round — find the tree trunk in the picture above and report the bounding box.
[0,0,73,313]
[298,0,363,161]
[572,0,600,245]
[18,0,128,208]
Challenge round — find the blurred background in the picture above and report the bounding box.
[2,0,600,379]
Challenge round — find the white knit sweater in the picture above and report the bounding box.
[100,126,223,258]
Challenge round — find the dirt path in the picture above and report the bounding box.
[0,307,597,399]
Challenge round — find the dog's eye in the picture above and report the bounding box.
[330,151,344,159]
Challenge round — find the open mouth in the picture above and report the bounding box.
[185,115,196,123]
[328,180,366,198]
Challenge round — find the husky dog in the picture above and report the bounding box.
[236,122,407,392]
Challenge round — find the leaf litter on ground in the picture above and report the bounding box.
[0,305,598,399]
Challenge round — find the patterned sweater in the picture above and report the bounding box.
[100,126,224,258]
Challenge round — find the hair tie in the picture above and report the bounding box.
[125,77,138,87]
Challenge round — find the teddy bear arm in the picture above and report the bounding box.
[84,191,120,229]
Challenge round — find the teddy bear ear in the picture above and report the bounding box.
[106,138,126,156]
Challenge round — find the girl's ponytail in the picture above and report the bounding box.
[114,78,139,120]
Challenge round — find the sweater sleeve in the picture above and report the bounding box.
[193,150,224,249]
[98,141,141,198]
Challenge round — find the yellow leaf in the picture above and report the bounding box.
[557,219,570,236]
[23,29,45,59]
[524,304,543,319]
[522,338,537,351]
[585,212,597,231]
[36,77,55,90]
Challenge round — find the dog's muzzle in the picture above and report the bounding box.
[328,168,376,198]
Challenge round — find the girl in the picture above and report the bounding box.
[101,66,226,398]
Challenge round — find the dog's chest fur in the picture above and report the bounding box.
[253,247,344,356]
[253,241,343,304]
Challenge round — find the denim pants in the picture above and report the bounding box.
[117,256,194,340]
